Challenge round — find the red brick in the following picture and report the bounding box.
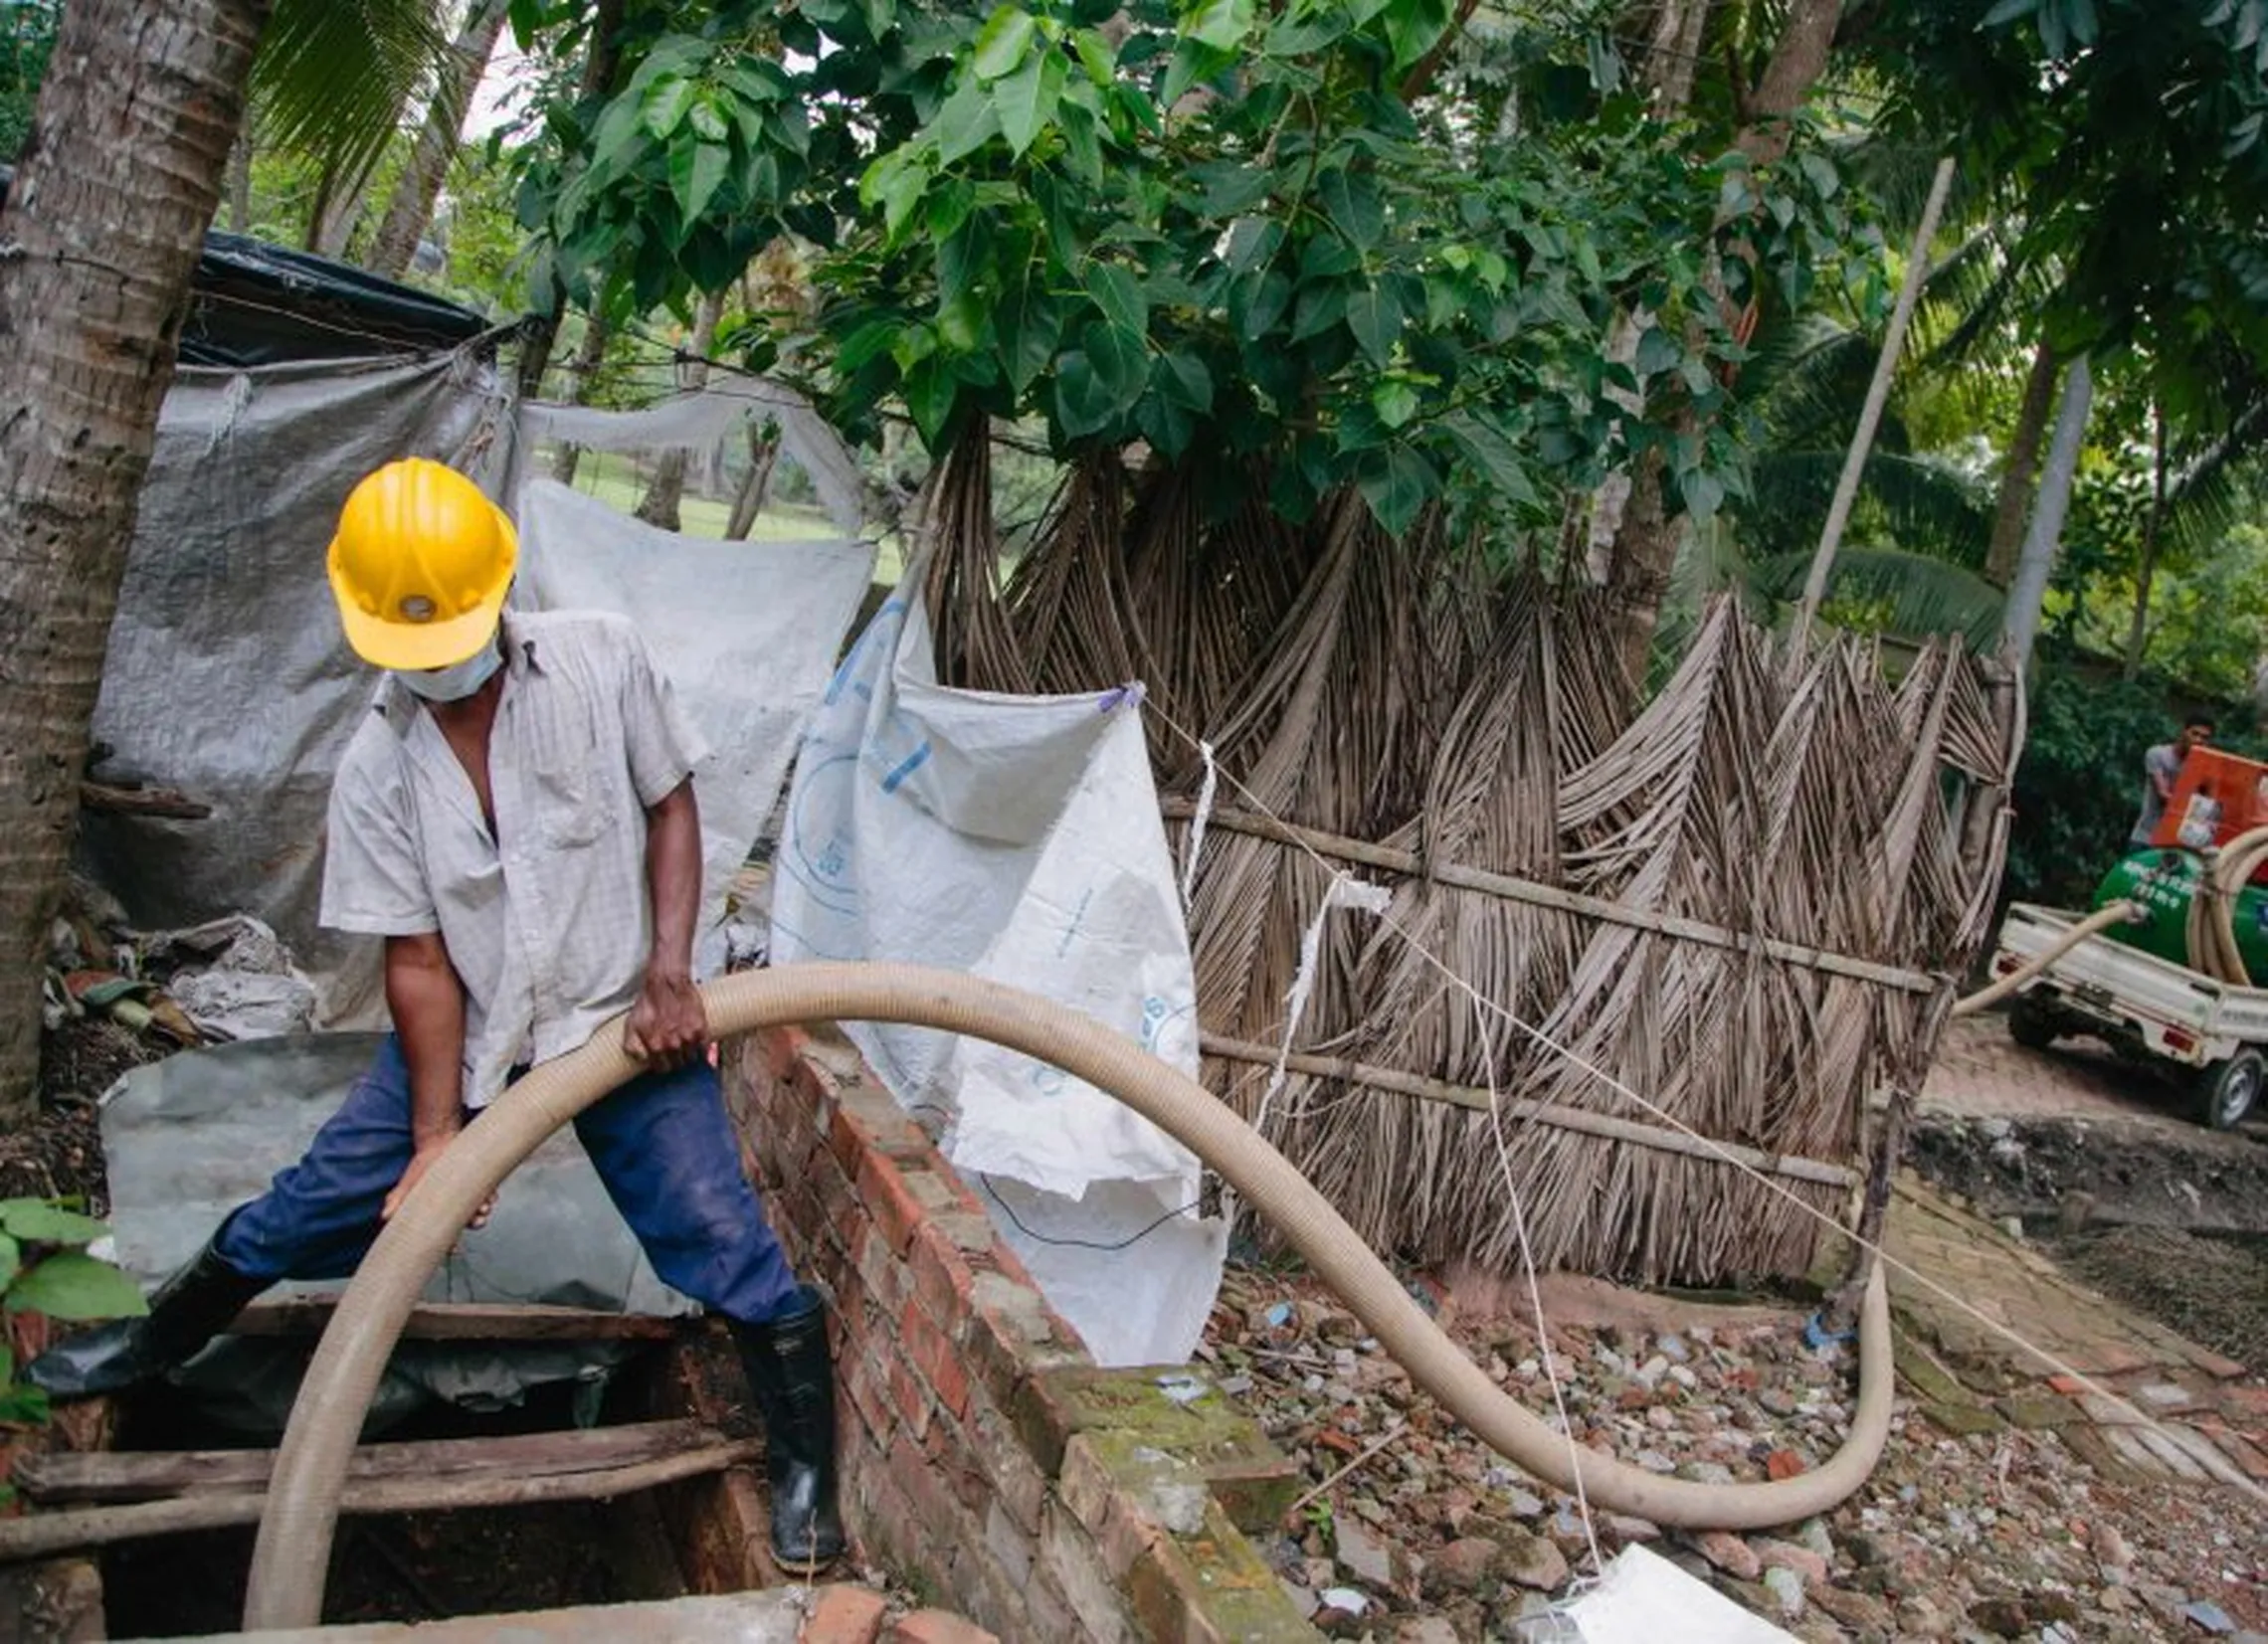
[900,1298,970,1420]
[798,1583,888,1644]
[883,1609,999,1644]
[813,1152,861,1236]
[858,1153,943,1256]
[837,1080,935,1162]
[888,1353,937,1440]
[908,1219,982,1329]
[854,1221,916,1320]
[845,1346,898,1443]
[760,1024,812,1082]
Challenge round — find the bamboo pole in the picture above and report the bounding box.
[1163,801,1938,994]
[0,1441,760,1561]
[1791,155,1959,653]
[1200,1033,1859,1188]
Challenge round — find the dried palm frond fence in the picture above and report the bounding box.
[913,437,2021,1288]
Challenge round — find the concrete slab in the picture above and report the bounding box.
[147,1587,817,1644]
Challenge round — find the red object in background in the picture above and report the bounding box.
[2150,747,2268,879]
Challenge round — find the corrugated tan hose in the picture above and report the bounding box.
[1951,899,2144,1017]
[241,962,1900,1628]
[2187,825,2268,986]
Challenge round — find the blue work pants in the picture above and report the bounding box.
[212,1036,801,1324]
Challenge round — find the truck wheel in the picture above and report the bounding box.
[2196,1050,2264,1131]
[2007,996,2060,1051]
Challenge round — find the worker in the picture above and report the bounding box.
[26,459,844,1569]
[2131,712,2215,848]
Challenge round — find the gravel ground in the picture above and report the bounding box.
[1204,1261,2268,1641]
[2052,1224,2268,1372]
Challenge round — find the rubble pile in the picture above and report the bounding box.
[1202,1265,2268,1642]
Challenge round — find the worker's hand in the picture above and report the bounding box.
[626,967,708,1070]
[383,1140,495,1232]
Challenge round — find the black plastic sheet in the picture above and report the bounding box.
[0,163,493,366]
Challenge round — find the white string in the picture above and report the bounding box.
[1179,739,1219,912]
[1228,872,1391,1228]
[1472,991,1606,1581]
[1149,699,2268,1503]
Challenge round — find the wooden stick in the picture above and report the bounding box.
[1200,1033,1858,1189]
[1285,1419,1407,1520]
[16,1418,717,1505]
[227,1297,679,1343]
[1791,154,1960,652]
[0,1441,761,1561]
[1162,800,1937,995]
[79,780,213,821]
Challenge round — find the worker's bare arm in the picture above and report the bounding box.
[625,778,707,1069]
[381,931,490,1227]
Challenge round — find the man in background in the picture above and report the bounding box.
[2132,712,2215,847]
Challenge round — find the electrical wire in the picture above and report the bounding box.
[978,1172,1205,1252]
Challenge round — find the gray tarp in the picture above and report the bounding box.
[83,352,876,1018]
[101,1034,682,1435]
[508,478,876,974]
[83,352,512,1026]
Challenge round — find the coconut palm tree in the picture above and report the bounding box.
[0,0,461,1127]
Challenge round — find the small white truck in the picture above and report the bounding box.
[1987,903,2268,1131]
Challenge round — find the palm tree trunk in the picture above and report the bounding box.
[311,154,378,260]
[2002,353,2093,673]
[366,0,509,280]
[2122,400,2170,680]
[225,130,252,233]
[550,311,614,484]
[725,421,783,540]
[635,287,727,531]
[1985,339,2061,587]
[0,0,271,1125]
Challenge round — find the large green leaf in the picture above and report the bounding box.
[974,5,1039,79]
[1346,282,1404,367]
[1087,263,1148,338]
[1442,411,1541,506]
[0,1202,105,1247]
[670,138,731,237]
[7,1253,147,1323]
[998,270,1066,395]
[1083,321,1151,410]
[1634,324,1684,379]
[1319,169,1385,252]
[1155,352,1215,412]
[1357,443,1440,536]
[902,358,962,450]
[643,76,697,141]
[997,50,1065,156]
[1186,0,1257,53]
[934,77,1001,164]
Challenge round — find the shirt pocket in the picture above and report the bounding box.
[529,750,608,847]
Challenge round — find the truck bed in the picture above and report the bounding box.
[1993,901,2268,1065]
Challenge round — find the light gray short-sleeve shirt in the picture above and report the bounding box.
[320,611,708,1108]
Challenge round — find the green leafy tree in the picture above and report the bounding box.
[514,0,1860,541]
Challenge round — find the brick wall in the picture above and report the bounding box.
[723,1025,1320,1643]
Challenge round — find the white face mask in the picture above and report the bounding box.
[394,642,503,703]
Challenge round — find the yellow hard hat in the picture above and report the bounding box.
[326,458,518,670]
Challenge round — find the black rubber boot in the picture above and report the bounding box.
[730,1285,847,1568]
[23,1236,265,1401]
